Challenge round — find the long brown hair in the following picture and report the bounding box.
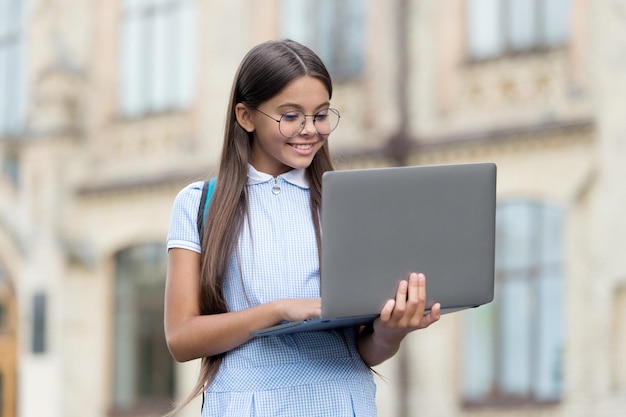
[168,39,335,415]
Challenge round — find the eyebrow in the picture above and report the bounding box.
[276,102,331,112]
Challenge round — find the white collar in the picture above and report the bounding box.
[247,164,309,189]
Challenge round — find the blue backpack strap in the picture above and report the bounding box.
[196,177,217,240]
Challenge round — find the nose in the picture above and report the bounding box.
[301,115,317,136]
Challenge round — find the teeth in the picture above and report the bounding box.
[291,144,313,150]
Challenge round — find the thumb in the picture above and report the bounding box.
[380,299,395,322]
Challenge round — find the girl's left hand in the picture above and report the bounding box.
[373,272,441,342]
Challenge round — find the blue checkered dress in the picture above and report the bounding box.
[167,165,377,417]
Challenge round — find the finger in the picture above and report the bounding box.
[310,297,322,317]
[411,273,427,314]
[407,272,419,302]
[407,275,428,325]
[393,280,409,317]
[380,299,396,322]
[309,306,322,318]
[405,273,421,317]
[430,302,441,320]
[420,302,441,328]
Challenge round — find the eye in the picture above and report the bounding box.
[281,112,301,122]
[314,112,329,121]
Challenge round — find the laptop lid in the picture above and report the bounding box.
[320,162,497,318]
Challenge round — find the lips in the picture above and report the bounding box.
[288,143,315,150]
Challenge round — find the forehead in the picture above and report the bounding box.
[265,76,330,110]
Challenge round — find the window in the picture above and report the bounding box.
[280,0,367,81]
[1,148,19,186]
[112,243,174,412]
[465,0,570,59]
[0,303,5,331]
[32,292,47,354]
[0,0,27,137]
[463,201,565,405]
[119,0,196,117]
[613,285,626,391]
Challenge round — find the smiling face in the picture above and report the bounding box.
[236,75,332,177]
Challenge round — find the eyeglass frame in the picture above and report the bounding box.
[252,107,341,138]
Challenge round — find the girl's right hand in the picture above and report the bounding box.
[166,249,323,361]
[276,298,321,322]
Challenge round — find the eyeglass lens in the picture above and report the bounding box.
[279,109,340,137]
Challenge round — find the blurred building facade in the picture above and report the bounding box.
[0,1,625,417]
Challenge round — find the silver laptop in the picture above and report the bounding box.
[250,162,497,337]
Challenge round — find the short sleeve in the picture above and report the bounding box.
[166,181,204,253]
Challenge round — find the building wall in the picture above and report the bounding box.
[0,1,625,417]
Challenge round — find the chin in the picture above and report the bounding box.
[289,158,316,170]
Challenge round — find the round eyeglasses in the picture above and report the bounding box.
[254,107,340,138]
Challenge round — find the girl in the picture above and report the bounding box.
[165,39,441,417]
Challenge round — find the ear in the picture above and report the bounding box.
[235,103,255,133]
